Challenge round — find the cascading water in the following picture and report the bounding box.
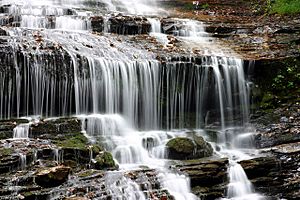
[13,123,30,139]
[0,0,263,199]
[147,17,263,200]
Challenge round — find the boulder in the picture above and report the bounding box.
[35,166,71,188]
[192,133,214,158]
[166,135,213,160]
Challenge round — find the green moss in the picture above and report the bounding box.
[0,131,13,140]
[270,0,300,15]
[95,151,116,169]
[201,3,210,9]
[0,148,13,156]
[22,191,34,197]
[54,132,88,150]
[166,137,195,154]
[91,144,103,154]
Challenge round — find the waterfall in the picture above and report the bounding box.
[0,0,262,199]
[18,153,27,170]
[13,123,30,139]
[148,18,161,33]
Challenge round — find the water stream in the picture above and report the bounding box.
[0,0,263,199]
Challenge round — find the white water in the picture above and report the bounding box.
[13,123,30,139]
[12,117,40,139]
[19,153,27,170]
[104,172,146,200]
[160,172,198,200]
[80,113,197,199]
[147,14,262,200]
[53,148,63,164]
[214,127,263,200]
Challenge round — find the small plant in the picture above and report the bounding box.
[184,3,194,10]
[271,58,300,93]
[201,3,210,9]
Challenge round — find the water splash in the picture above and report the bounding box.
[159,172,198,200]
[104,171,146,200]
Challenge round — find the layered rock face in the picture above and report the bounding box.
[0,0,299,200]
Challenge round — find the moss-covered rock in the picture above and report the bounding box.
[91,144,103,155]
[166,135,213,160]
[0,148,13,157]
[94,151,116,170]
[167,137,195,158]
[193,133,214,158]
[30,117,81,138]
[53,132,88,150]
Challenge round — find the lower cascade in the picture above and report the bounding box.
[2,0,295,200]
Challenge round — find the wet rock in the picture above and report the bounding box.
[166,137,194,159]
[239,157,280,180]
[166,135,213,160]
[90,16,104,33]
[0,28,7,36]
[0,119,30,139]
[30,118,82,138]
[109,15,151,35]
[192,184,227,200]
[192,133,214,157]
[176,158,228,187]
[35,166,71,188]
[254,100,300,148]
[173,158,228,199]
[0,152,19,174]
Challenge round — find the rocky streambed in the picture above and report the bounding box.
[0,101,299,200]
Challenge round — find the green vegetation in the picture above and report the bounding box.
[95,151,116,169]
[184,2,194,10]
[256,57,300,110]
[0,148,13,157]
[54,132,88,149]
[270,0,300,15]
[271,58,300,93]
[201,3,210,9]
[91,144,104,154]
[254,0,300,15]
